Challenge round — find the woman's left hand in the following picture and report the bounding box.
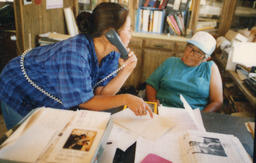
[119,49,137,73]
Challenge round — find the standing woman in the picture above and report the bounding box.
[0,2,153,129]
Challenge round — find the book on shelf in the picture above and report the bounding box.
[0,107,112,163]
[143,0,151,7]
[180,130,252,163]
[174,13,185,35]
[142,0,161,8]
[166,0,175,11]
[142,9,150,32]
[138,0,192,36]
[164,0,191,36]
[196,18,218,32]
[166,16,176,35]
[158,0,169,9]
[173,0,182,10]
[179,0,188,10]
[167,14,182,36]
[166,0,190,13]
[136,8,165,34]
[166,15,179,35]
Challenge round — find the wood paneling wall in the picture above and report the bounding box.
[218,0,237,37]
[14,0,78,55]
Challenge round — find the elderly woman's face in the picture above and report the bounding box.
[182,44,206,67]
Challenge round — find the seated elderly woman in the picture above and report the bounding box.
[145,31,223,112]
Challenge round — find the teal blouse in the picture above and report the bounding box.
[146,57,213,110]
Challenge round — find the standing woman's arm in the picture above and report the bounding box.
[94,51,137,95]
[79,94,153,118]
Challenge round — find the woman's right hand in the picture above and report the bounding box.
[125,94,153,118]
[119,49,137,74]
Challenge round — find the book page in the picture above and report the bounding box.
[0,107,75,162]
[44,110,111,163]
[111,109,174,140]
[0,123,57,162]
[181,130,252,163]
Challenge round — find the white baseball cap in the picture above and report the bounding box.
[187,31,216,57]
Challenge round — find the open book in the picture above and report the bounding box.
[180,130,252,163]
[0,107,112,163]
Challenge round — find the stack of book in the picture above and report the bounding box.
[166,11,186,36]
[38,32,71,46]
[196,18,218,32]
[136,0,192,36]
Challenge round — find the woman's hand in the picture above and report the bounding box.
[119,49,137,73]
[146,85,160,106]
[125,94,153,118]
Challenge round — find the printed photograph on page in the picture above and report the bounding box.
[189,136,227,157]
[63,129,97,152]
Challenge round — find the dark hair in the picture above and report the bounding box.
[76,2,129,38]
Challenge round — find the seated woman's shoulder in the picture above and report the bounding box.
[166,56,179,61]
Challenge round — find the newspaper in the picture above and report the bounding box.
[180,130,252,163]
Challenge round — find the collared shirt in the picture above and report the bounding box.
[0,34,119,116]
[146,57,213,110]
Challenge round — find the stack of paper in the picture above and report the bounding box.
[99,95,251,163]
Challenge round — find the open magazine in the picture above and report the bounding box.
[180,130,252,163]
[0,107,112,163]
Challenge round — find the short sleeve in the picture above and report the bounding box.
[146,58,172,90]
[55,51,94,108]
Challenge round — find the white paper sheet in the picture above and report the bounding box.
[180,95,205,131]
[64,7,79,36]
[111,109,174,140]
[158,106,205,132]
[46,0,63,9]
[193,109,206,132]
[232,42,256,67]
[135,132,184,163]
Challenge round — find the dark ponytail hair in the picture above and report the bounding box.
[76,2,129,38]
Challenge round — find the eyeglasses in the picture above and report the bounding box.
[185,44,205,59]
